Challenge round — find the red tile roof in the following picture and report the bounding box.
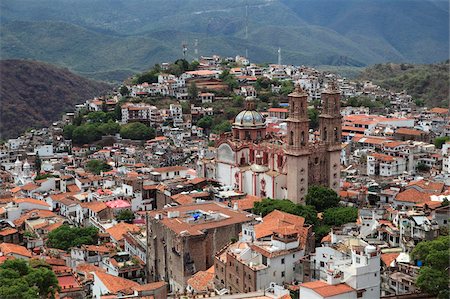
[254,210,305,239]
[0,243,32,258]
[300,281,354,297]
[106,222,140,242]
[93,271,139,294]
[381,253,400,267]
[395,189,431,203]
[187,266,214,292]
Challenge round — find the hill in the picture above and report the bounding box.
[359,61,449,108]
[0,60,111,139]
[1,0,448,81]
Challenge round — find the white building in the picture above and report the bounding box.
[367,153,406,177]
[300,237,381,299]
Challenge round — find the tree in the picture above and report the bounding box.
[305,185,340,212]
[47,225,99,251]
[434,136,450,149]
[86,159,112,175]
[63,124,76,140]
[120,122,155,140]
[0,259,60,299]
[119,86,130,96]
[411,236,449,298]
[212,120,232,134]
[197,116,213,130]
[34,152,41,174]
[308,108,319,130]
[416,162,430,172]
[116,210,135,223]
[188,82,198,99]
[253,198,318,225]
[314,225,331,243]
[322,207,358,226]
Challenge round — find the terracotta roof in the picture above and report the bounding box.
[395,127,424,136]
[93,271,139,294]
[381,253,400,267]
[14,198,50,207]
[171,194,195,205]
[254,210,305,239]
[268,108,288,113]
[395,189,430,203]
[187,266,214,292]
[147,202,251,236]
[300,281,354,297]
[429,107,448,114]
[106,222,140,242]
[21,183,39,191]
[383,141,406,148]
[14,209,58,226]
[84,245,111,253]
[133,281,167,292]
[82,201,108,213]
[10,186,21,193]
[0,243,32,258]
[0,228,18,236]
[407,180,444,193]
[369,152,396,162]
[231,194,262,211]
[67,185,81,192]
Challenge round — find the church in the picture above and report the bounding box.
[198,82,342,205]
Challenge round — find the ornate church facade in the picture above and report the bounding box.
[198,83,342,204]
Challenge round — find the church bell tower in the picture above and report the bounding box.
[319,80,342,192]
[285,85,310,204]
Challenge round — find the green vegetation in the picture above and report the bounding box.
[2,1,448,82]
[63,110,121,144]
[411,236,449,298]
[120,122,155,140]
[188,82,199,99]
[343,95,390,109]
[212,120,232,134]
[47,225,99,251]
[434,136,450,149]
[34,153,41,173]
[219,69,238,90]
[86,159,112,175]
[253,198,318,225]
[34,173,58,181]
[416,162,430,172]
[360,61,449,108]
[305,185,340,212]
[322,207,358,226]
[116,210,135,223]
[0,259,60,299]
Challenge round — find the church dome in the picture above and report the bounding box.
[234,110,264,127]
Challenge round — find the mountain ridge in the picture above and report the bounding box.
[0,59,111,139]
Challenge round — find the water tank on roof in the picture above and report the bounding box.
[365,245,376,255]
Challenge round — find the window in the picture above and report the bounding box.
[320,261,325,267]
[293,254,296,258]
[281,258,285,264]
[357,290,364,298]
[281,271,285,277]
[356,257,361,263]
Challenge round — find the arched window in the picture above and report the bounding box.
[301,131,305,145]
[323,127,327,141]
[334,127,339,142]
[289,131,294,145]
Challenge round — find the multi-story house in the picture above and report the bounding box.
[367,153,406,177]
[146,202,253,292]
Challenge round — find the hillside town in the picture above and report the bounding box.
[0,55,449,299]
